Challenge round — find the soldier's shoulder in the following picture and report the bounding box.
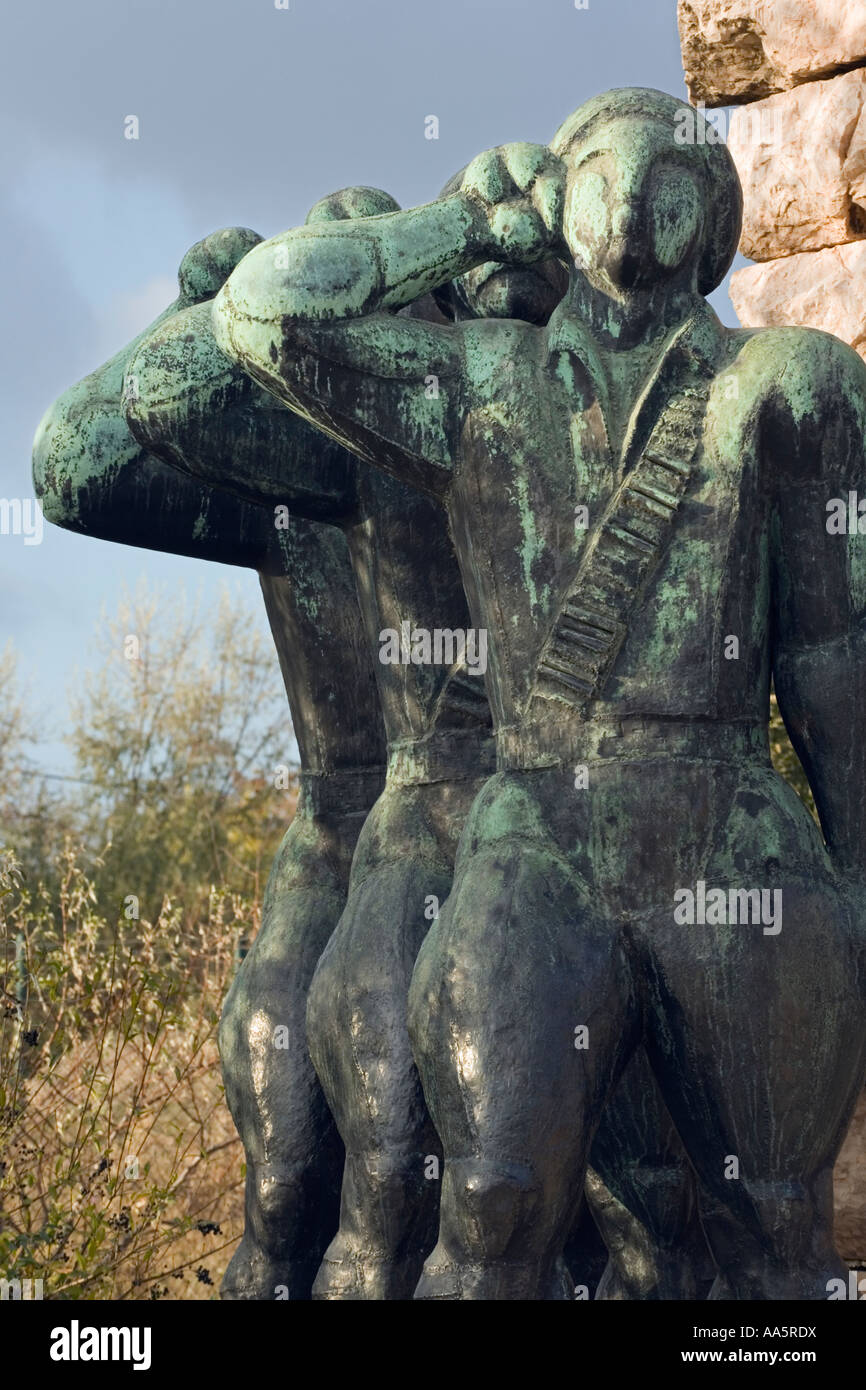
[461,316,543,386]
[721,325,866,482]
[725,324,866,410]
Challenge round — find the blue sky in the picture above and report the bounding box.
[1,0,742,773]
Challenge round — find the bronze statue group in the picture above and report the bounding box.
[34,89,866,1300]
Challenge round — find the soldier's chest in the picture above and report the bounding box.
[453,351,740,636]
[453,376,636,608]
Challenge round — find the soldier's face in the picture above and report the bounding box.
[563,117,704,296]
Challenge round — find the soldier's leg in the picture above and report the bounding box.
[563,1192,610,1299]
[218,819,346,1300]
[644,879,866,1299]
[306,784,453,1300]
[409,836,639,1300]
[588,1048,716,1299]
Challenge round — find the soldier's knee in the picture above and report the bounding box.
[706,1176,829,1273]
[217,975,244,1067]
[440,1158,545,1262]
[305,947,340,1047]
[250,1162,301,1227]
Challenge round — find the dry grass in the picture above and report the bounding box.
[2,825,863,1301]
[0,846,249,1300]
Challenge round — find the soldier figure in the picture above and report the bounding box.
[32,229,386,1299]
[212,88,866,1300]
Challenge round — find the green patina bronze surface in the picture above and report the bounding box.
[122,186,717,1299]
[208,87,866,1301]
[33,86,866,1301]
[35,203,682,1305]
[32,229,388,1300]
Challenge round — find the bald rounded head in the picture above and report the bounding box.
[178,226,263,304]
[550,87,742,297]
[305,186,401,224]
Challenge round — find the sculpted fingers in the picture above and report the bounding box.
[458,143,565,262]
[500,142,556,192]
[305,186,401,225]
[461,147,510,208]
[532,167,566,238]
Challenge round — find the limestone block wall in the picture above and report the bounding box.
[680,0,866,105]
[679,0,866,361]
[678,0,866,1266]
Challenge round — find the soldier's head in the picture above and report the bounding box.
[177,226,262,304]
[305,186,401,224]
[550,87,742,299]
[437,169,569,326]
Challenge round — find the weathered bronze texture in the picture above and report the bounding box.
[126,196,714,1299]
[34,211,705,1302]
[212,88,866,1300]
[123,192,496,1300]
[32,230,386,1300]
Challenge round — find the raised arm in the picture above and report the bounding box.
[769,328,866,880]
[212,147,565,498]
[33,228,277,570]
[124,300,358,523]
[121,188,415,520]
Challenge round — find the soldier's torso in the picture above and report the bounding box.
[347,465,492,759]
[449,307,842,893]
[340,464,495,882]
[454,303,777,740]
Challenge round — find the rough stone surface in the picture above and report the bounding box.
[730,238,866,358]
[836,1089,866,1266]
[679,0,866,105]
[729,70,866,261]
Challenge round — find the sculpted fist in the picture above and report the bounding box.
[177,227,263,304]
[305,185,401,224]
[458,142,566,264]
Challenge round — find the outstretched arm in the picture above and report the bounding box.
[213,147,565,497]
[122,188,420,520]
[33,228,277,570]
[124,301,358,523]
[769,329,866,878]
